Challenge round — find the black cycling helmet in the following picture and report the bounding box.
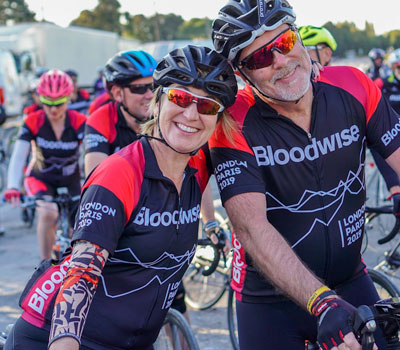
[153,45,237,108]
[212,0,296,64]
[104,50,157,91]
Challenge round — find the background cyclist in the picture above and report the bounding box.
[369,48,400,217]
[3,69,86,261]
[4,45,237,350]
[210,0,400,349]
[299,25,337,66]
[366,48,392,82]
[83,50,156,176]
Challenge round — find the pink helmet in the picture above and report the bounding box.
[36,69,74,98]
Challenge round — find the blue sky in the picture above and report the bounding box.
[25,0,399,35]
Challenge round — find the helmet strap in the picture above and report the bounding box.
[120,103,149,124]
[315,46,322,65]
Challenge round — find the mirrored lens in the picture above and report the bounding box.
[197,99,220,115]
[167,89,192,108]
[242,29,297,70]
[166,88,222,115]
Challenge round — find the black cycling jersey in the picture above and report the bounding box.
[382,73,400,114]
[19,109,86,186]
[84,101,138,156]
[19,137,211,350]
[209,66,400,303]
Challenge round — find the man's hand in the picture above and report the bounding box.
[3,188,21,207]
[316,298,366,350]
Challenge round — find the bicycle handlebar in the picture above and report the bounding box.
[197,238,221,276]
[365,206,400,245]
[20,194,80,208]
[352,298,400,350]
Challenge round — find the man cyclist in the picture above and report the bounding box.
[366,48,391,82]
[299,25,337,66]
[209,0,400,349]
[83,50,156,176]
[4,69,86,261]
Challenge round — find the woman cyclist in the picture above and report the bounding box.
[4,45,237,350]
[4,69,86,261]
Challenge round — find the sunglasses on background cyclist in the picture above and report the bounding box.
[40,96,68,108]
[238,26,298,71]
[162,87,224,115]
[123,83,153,95]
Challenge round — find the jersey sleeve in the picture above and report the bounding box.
[208,122,266,205]
[189,143,212,193]
[366,88,400,158]
[84,104,112,155]
[18,111,45,142]
[320,66,400,159]
[72,149,144,254]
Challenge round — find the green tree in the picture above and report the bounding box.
[0,0,36,25]
[123,14,153,42]
[70,0,122,34]
[123,13,184,42]
[177,18,213,40]
[385,30,400,49]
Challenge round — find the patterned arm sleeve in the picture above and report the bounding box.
[48,240,108,346]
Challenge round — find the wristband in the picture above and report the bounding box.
[204,220,219,236]
[307,286,332,314]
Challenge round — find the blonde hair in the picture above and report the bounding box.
[141,86,238,145]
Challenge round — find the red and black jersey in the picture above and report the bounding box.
[88,91,111,115]
[209,66,400,303]
[19,109,86,186]
[18,137,210,349]
[84,101,138,156]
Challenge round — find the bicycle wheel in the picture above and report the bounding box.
[227,287,239,350]
[154,308,199,350]
[183,211,231,310]
[368,268,400,299]
[183,256,229,310]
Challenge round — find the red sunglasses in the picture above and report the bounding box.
[239,27,298,71]
[162,87,224,115]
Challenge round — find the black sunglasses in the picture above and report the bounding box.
[123,83,153,95]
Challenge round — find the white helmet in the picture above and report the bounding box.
[388,49,400,67]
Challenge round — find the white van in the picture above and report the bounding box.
[0,49,23,117]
